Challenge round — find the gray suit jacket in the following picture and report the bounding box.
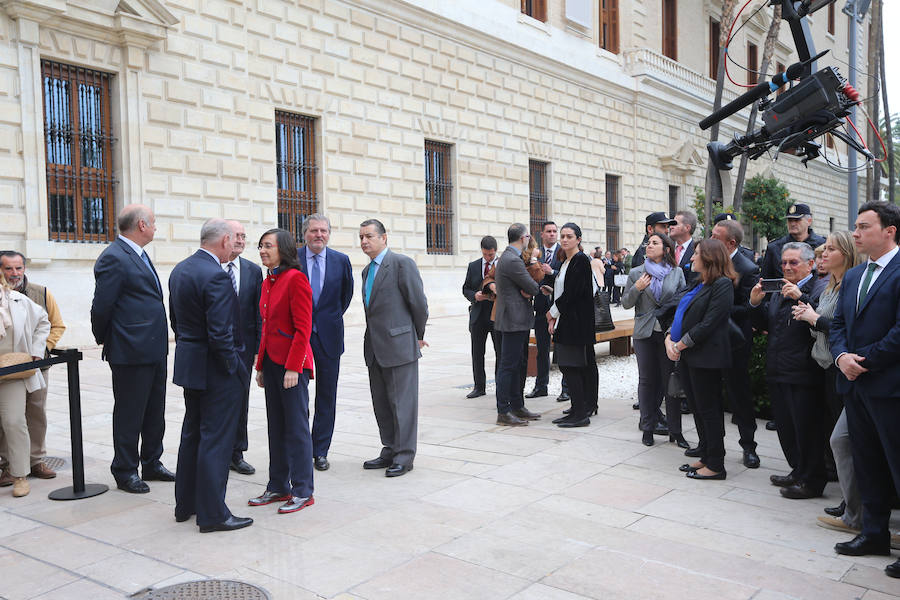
[621,263,685,339]
[494,246,541,332]
[362,249,429,368]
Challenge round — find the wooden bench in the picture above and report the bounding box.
[526,318,635,376]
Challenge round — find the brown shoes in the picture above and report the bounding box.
[30,462,57,479]
[0,468,12,487]
[496,413,527,426]
[12,477,30,497]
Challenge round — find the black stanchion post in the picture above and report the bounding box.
[48,349,108,501]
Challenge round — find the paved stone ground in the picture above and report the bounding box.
[1,309,899,599]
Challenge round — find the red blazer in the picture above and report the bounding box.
[256,267,314,377]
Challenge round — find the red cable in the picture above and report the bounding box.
[724,0,760,88]
[866,115,888,162]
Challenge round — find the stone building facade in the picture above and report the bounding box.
[0,0,871,345]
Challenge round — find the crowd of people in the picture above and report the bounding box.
[463,202,900,580]
[0,198,898,580]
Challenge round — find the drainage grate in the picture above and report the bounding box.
[131,580,271,600]
[42,456,67,471]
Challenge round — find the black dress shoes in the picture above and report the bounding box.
[525,388,548,398]
[834,534,891,556]
[557,417,589,428]
[466,389,486,399]
[680,400,690,414]
[632,402,640,410]
[642,432,654,446]
[679,463,699,473]
[669,434,689,449]
[765,420,777,431]
[653,423,669,436]
[556,392,571,402]
[742,451,761,469]
[385,463,412,477]
[363,456,393,469]
[142,464,175,482]
[686,469,726,480]
[769,474,796,487]
[230,458,256,475]
[496,413,528,426]
[552,414,573,424]
[512,408,541,420]
[824,500,846,517]
[199,515,253,533]
[780,483,823,499]
[684,447,702,457]
[314,456,330,471]
[886,559,900,578]
[117,474,150,494]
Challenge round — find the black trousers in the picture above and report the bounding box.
[175,368,242,527]
[232,349,255,461]
[687,366,726,472]
[769,380,826,491]
[633,331,680,434]
[845,387,900,539]
[470,317,499,392]
[110,360,167,482]
[496,330,528,414]
[263,356,314,498]
[724,342,757,452]
[532,312,551,391]
[559,355,598,420]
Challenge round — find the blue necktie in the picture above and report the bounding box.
[141,251,160,293]
[310,253,322,306]
[365,260,376,306]
[227,261,238,296]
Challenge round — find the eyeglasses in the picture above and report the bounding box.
[781,259,802,267]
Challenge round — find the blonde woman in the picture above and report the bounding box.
[792,232,863,529]
[0,271,50,497]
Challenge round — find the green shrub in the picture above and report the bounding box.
[741,175,793,243]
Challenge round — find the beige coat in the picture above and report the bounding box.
[4,290,50,392]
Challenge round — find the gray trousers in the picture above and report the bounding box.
[831,408,862,529]
[368,358,418,467]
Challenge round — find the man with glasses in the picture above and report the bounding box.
[222,221,262,476]
[750,242,826,499]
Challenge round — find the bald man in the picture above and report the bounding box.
[91,204,173,494]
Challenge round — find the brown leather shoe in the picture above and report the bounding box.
[0,468,12,487]
[30,462,56,479]
[496,413,528,427]
[512,408,541,421]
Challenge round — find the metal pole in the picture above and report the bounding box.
[847,1,859,226]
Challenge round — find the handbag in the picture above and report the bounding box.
[0,352,36,382]
[614,274,628,287]
[667,360,686,399]
[592,275,615,332]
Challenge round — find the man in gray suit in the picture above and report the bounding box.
[359,219,428,477]
[491,223,543,426]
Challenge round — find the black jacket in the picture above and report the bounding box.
[551,252,596,346]
[235,256,262,364]
[751,276,819,385]
[730,250,760,350]
[463,258,493,330]
[675,276,734,370]
[631,234,650,269]
[761,228,827,279]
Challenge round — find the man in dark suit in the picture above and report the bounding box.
[91,204,173,494]
[714,213,755,261]
[462,235,499,399]
[491,223,542,426]
[712,219,761,469]
[830,202,900,578]
[359,219,428,478]
[169,219,252,533]
[222,220,262,476]
[669,210,698,285]
[528,221,560,399]
[297,214,353,472]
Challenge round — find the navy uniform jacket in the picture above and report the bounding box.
[168,250,246,390]
[297,247,354,359]
[235,256,262,360]
[90,237,168,365]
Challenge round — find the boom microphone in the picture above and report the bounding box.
[699,52,826,130]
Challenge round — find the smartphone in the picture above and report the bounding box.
[540,285,553,295]
[761,278,784,293]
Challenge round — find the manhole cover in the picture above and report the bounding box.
[42,457,67,471]
[132,580,270,600]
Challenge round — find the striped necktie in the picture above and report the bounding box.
[227,261,238,295]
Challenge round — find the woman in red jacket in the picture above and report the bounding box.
[247,228,316,514]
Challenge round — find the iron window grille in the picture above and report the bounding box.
[275,111,318,242]
[425,141,453,255]
[529,160,549,238]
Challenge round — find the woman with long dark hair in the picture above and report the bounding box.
[546,223,598,427]
[247,228,316,514]
[665,239,736,480]
[622,233,686,447]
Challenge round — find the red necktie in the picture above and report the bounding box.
[675,244,684,264]
[484,261,490,278]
